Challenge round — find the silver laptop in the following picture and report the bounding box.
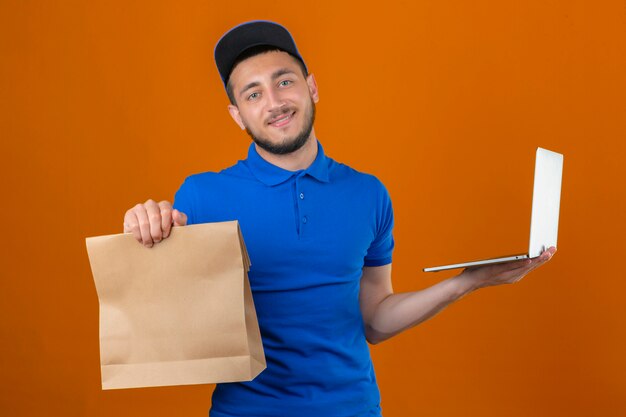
[423,147,563,272]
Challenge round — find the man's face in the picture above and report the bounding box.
[227,51,319,155]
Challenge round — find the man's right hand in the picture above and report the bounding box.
[123,199,188,247]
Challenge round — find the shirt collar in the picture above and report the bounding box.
[246,140,330,186]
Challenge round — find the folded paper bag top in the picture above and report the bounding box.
[85,220,265,390]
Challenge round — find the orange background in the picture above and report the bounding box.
[1,1,625,416]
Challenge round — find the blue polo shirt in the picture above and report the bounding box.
[173,141,394,417]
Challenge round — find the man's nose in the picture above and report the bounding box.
[265,87,285,110]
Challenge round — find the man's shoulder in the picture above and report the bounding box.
[182,159,252,186]
[327,158,387,191]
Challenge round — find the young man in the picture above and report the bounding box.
[123,21,556,417]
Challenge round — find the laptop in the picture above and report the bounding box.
[423,147,563,272]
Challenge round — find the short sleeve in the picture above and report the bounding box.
[363,181,394,267]
[173,176,196,225]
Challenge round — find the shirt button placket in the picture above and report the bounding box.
[300,189,307,228]
[297,176,307,235]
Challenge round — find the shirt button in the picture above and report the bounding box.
[302,216,307,223]
[300,192,305,200]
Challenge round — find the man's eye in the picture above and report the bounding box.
[279,80,292,87]
[248,92,260,100]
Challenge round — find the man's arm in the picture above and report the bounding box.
[359,247,556,344]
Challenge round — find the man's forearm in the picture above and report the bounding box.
[365,274,478,344]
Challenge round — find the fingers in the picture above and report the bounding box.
[493,246,557,274]
[145,199,164,245]
[123,209,142,243]
[123,199,186,247]
[499,246,557,283]
[464,246,557,287]
[172,209,188,227]
[135,201,156,247]
[159,201,174,239]
[526,246,557,270]
[540,246,556,259]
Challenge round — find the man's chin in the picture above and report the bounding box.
[251,134,311,156]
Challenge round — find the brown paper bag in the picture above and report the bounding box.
[85,220,265,390]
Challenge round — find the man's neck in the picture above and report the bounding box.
[254,132,318,172]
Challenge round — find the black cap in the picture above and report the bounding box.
[214,20,307,87]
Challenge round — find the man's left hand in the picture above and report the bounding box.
[458,247,557,290]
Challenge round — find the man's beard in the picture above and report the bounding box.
[245,99,316,155]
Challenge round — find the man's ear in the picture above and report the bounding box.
[307,74,319,103]
[228,104,246,130]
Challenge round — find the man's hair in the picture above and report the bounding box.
[225,45,308,105]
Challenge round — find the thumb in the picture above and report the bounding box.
[172,209,188,226]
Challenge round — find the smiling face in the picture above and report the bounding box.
[227,50,319,155]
